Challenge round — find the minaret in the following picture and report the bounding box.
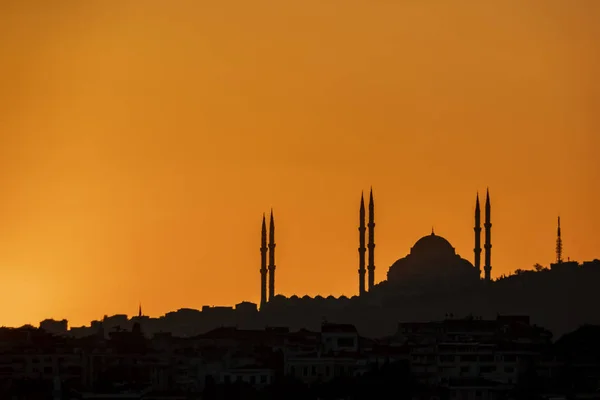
[260,214,268,309]
[358,192,366,295]
[268,209,276,301]
[138,302,142,318]
[484,189,492,281]
[474,193,482,277]
[367,188,376,291]
[556,216,563,264]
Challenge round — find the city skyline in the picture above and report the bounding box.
[1,187,595,329]
[1,1,599,328]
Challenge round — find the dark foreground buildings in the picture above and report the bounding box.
[1,316,599,399]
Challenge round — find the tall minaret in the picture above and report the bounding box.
[260,213,268,309]
[268,209,276,301]
[358,192,366,296]
[367,188,376,291]
[484,188,492,281]
[474,193,482,277]
[556,216,563,264]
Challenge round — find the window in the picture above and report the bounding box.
[261,375,267,384]
[311,366,316,376]
[250,375,256,384]
[303,366,308,377]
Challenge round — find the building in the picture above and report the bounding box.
[40,319,69,336]
[259,188,494,304]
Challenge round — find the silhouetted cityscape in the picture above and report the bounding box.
[1,189,599,399]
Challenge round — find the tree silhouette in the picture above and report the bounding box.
[533,263,546,272]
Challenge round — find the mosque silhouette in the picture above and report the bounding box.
[260,188,491,306]
[255,188,600,338]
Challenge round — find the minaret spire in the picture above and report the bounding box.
[556,216,563,264]
[483,188,492,281]
[268,209,276,301]
[260,213,268,309]
[138,302,142,318]
[367,187,376,291]
[474,192,482,277]
[358,192,366,296]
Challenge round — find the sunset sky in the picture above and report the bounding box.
[1,0,599,328]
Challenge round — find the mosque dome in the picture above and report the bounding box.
[385,230,480,291]
[410,232,456,259]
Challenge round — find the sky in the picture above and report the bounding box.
[0,0,599,328]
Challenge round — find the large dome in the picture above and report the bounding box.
[410,232,456,258]
[385,231,480,292]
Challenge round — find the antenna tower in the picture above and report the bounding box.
[555,216,563,264]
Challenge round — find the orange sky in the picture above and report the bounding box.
[1,0,599,328]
